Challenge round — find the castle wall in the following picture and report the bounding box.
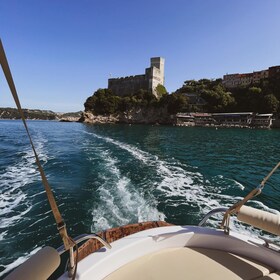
[108,57,165,97]
[108,75,149,96]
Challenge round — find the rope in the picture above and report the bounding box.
[0,39,77,271]
[260,162,280,187]
[221,161,280,230]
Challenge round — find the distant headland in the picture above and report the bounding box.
[0,107,82,122]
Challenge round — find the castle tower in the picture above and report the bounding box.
[151,57,165,83]
[148,57,165,97]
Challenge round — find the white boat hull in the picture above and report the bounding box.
[59,225,280,280]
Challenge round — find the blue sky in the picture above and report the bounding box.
[0,0,280,112]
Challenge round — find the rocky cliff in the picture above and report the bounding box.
[57,112,83,122]
[81,106,174,125]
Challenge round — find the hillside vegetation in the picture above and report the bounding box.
[84,85,188,115]
[176,77,280,113]
[84,77,280,117]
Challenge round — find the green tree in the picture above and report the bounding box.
[245,87,263,112]
[201,88,235,112]
[249,87,262,95]
[262,94,279,113]
[155,84,167,99]
[84,88,121,115]
[165,93,188,114]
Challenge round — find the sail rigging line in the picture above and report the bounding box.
[0,39,78,278]
[221,161,280,232]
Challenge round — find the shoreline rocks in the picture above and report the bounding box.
[80,110,280,129]
[80,112,119,124]
[81,107,173,125]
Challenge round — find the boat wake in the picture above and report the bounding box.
[0,153,36,230]
[84,144,165,232]
[0,139,48,230]
[84,130,279,242]
[0,135,49,278]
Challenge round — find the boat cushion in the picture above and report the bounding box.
[5,246,60,280]
[105,247,275,280]
[237,206,280,236]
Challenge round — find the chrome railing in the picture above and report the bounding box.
[57,233,112,277]
[198,207,228,226]
[56,233,112,255]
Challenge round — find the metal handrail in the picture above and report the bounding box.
[57,233,112,255]
[198,207,228,226]
[56,234,112,276]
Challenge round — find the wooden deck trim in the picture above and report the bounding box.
[77,221,172,262]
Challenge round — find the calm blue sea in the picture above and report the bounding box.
[0,120,279,278]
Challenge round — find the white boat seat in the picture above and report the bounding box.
[105,247,275,280]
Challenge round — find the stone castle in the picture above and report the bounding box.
[108,57,165,98]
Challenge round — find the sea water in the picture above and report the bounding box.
[0,120,279,278]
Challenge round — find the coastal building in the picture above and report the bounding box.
[268,66,280,78]
[223,71,269,88]
[212,112,253,126]
[176,113,195,126]
[251,114,273,128]
[192,113,215,126]
[176,113,214,126]
[222,65,280,88]
[175,112,273,128]
[108,57,165,98]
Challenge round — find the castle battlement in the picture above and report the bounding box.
[108,57,165,97]
[109,74,146,82]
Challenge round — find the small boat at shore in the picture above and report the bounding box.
[1,39,279,280]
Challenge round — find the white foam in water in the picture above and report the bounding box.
[0,247,42,278]
[86,131,279,242]
[0,231,7,241]
[91,149,165,232]
[83,131,153,164]
[85,133,214,213]
[0,138,48,229]
[216,175,245,191]
[0,135,50,278]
